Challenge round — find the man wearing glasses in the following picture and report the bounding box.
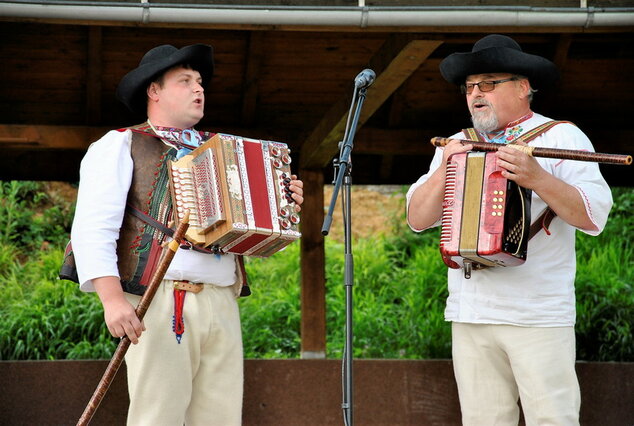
[406,35,612,425]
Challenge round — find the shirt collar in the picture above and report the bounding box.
[147,119,202,157]
[483,111,534,144]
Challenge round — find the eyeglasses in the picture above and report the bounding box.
[460,77,518,95]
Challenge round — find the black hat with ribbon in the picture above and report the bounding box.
[439,34,558,90]
[116,44,214,114]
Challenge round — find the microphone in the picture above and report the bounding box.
[354,69,376,89]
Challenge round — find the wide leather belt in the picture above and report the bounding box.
[173,280,204,294]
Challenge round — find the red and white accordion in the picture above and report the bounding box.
[168,133,301,257]
[440,151,532,277]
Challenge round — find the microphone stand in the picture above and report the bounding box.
[322,82,369,426]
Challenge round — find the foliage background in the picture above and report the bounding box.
[0,181,631,361]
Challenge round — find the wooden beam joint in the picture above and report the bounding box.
[299,36,443,169]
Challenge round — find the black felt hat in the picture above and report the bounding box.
[116,44,214,114]
[439,34,558,90]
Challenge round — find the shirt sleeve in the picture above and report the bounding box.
[536,123,613,236]
[70,130,134,292]
[405,131,463,232]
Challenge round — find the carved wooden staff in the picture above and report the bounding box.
[77,211,190,426]
[431,137,632,166]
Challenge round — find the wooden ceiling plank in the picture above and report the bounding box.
[553,33,573,73]
[299,36,443,169]
[241,31,265,127]
[86,26,103,125]
[387,86,407,127]
[379,154,394,181]
[355,127,435,156]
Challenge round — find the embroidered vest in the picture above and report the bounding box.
[116,124,247,296]
[116,126,176,295]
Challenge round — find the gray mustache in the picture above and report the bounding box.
[471,99,492,110]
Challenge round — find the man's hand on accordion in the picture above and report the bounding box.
[496,142,598,231]
[442,139,473,164]
[496,141,549,191]
[288,174,304,212]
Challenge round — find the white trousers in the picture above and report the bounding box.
[452,322,580,426]
[124,281,243,426]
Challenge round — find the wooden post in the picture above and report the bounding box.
[299,168,326,358]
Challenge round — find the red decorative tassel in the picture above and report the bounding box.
[172,289,186,343]
[542,216,552,236]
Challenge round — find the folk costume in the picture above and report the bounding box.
[71,44,244,425]
[406,35,613,425]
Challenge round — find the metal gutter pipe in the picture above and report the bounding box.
[0,1,633,28]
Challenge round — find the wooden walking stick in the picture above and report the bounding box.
[77,211,190,426]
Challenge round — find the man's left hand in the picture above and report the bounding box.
[496,143,548,191]
[289,175,304,212]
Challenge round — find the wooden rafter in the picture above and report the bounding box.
[299,36,443,169]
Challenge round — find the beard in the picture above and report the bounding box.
[469,99,499,133]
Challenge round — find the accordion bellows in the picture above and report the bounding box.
[440,151,531,275]
[169,133,301,257]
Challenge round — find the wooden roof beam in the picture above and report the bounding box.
[0,124,108,149]
[299,36,443,169]
[0,124,436,156]
[1,124,628,156]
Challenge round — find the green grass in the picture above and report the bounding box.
[0,181,632,361]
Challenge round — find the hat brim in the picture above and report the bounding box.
[116,44,214,114]
[440,46,559,90]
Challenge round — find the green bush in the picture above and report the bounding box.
[0,182,632,362]
[574,187,633,361]
[240,244,302,358]
[0,181,73,249]
[0,181,116,360]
